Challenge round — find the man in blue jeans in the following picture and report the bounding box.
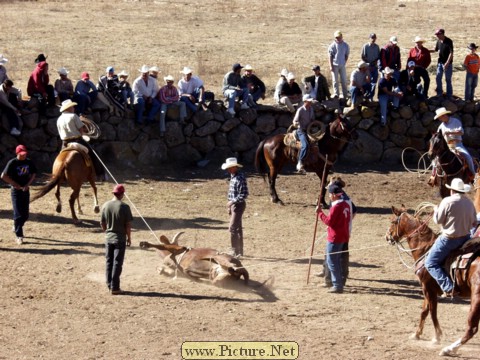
[431,28,454,98]
[425,178,476,297]
[101,184,133,295]
[292,94,315,173]
[222,63,250,116]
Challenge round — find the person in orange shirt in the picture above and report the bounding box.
[464,43,479,102]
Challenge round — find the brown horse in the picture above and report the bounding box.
[31,148,99,224]
[255,116,357,206]
[428,132,473,198]
[385,205,480,356]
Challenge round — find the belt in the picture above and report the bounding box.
[447,234,469,240]
[63,136,81,141]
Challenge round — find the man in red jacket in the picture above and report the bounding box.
[27,60,55,114]
[316,183,351,293]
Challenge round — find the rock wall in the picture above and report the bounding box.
[1,97,479,172]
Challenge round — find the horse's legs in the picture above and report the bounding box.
[88,175,100,214]
[77,198,83,215]
[411,284,442,343]
[440,292,480,356]
[265,152,283,205]
[55,183,62,213]
[69,188,80,224]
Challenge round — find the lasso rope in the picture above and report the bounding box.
[401,147,432,176]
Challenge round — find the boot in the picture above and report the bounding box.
[296,161,306,174]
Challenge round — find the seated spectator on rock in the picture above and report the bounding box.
[274,68,288,104]
[0,80,22,136]
[149,66,160,80]
[0,54,23,107]
[303,65,331,102]
[132,65,161,125]
[54,67,74,102]
[398,61,427,102]
[118,70,134,109]
[27,60,55,115]
[158,75,186,137]
[349,61,372,107]
[279,72,303,113]
[222,63,250,116]
[73,72,97,115]
[378,67,403,126]
[241,64,266,107]
[178,66,206,113]
[97,66,124,112]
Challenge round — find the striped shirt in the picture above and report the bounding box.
[227,172,249,203]
[158,85,179,104]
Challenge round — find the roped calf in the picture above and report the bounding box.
[139,232,249,286]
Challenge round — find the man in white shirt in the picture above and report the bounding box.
[178,66,206,113]
[132,65,161,124]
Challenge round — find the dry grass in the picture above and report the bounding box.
[1,0,478,102]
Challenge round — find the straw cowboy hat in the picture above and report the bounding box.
[57,67,69,75]
[382,67,395,75]
[303,94,314,102]
[244,64,254,71]
[164,75,174,82]
[279,68,288,77]
[413,36,425,43]
[118,70,129,77]
[434,107,451,120]
[445,178,471,193]
[0,54,8,64]
[149,66,160,73]
[357,61,369,69]
[180,66,193,75]
[59,99,77,112]
[287,72,296,81]
[221,157,242,170]
[138,65,150,73]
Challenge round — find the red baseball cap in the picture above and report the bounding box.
[81,71,90,80]
[112,184,125,195]
[15,145,27,155]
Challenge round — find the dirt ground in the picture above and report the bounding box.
[1,161,479,360]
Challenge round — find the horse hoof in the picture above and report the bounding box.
[439,348,454,356]
[409,333,420,340]
[93,205,100,214]
[56,205,62,213]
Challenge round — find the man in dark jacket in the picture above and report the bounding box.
[303,65,330,102]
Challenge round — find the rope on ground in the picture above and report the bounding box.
[401,147,432,176]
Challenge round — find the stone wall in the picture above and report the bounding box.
[1,97,479,172]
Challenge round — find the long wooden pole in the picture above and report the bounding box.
[306,154,329,284]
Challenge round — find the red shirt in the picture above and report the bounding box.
[318,199,351,244]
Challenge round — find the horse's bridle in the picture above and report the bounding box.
[329,120,356,143]
[386,212,432,247]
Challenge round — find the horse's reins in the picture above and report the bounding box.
[329,121,355,143]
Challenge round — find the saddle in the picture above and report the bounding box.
[63,143,92,167]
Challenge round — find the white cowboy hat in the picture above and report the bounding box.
[59,99,77,112]
[164,75,174,82]
[382,67,395,75]
[180,66,193,75]
[302,94,314,102]
[244,64,254,71]
[118,70,129,77]
[57,67,69,75]
[357,61,369,69]
[446,178,471,193]
[221,157,243,170]
[413,36,425,43]
[279,68,288,77]
[149,66,160,73]
[287,72,295,80]
[434,107,451,120]
[138,65,150,73]
[0,54,9,64]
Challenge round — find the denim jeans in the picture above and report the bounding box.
[11,188,30,238]
[326,242,344,290]
[134,97,161,124]
[331,65,348,98]
[180,88,204,113]
[436,63,453,97]
[368,65,378,99]
[349,84,372,106]
[425,234,469,292]
[323,242,349,286]
[378,91,401,125]
[224,88,249,110]
[105,241,126,291]
[453,143,475,174]
[297,129,308,162]
[159,101,187,132]
[465,72,478,101]
[229,201,246,256]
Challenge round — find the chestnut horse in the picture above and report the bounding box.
[255,116,357,206]
[428,132,473,198]
[385,205,480,356]
[31,148,99,223]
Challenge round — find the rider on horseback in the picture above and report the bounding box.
[292,94,315,173]
[435,107,476,177]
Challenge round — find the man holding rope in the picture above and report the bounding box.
[316,183,351,293]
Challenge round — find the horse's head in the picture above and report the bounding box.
[328,115,358,142]
[428,132,446,159]
[385,205,413,245]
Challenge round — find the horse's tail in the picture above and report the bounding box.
[254,139,267,181]
[31,161,66,202]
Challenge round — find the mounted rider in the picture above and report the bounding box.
[435,107,476,178]
[292,94,315,173]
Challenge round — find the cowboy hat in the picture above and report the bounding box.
[59,99,77,112]
[149,66,160,73]
[279,68,288,77]
[164,75,174,82]
[57,67,69,75]
[244,64,254,71]
[221,157,242,170]
[357,61,369,69]
[303,94,314,102]
[382,67,395,75]
[0,54,8,64]
[138,65,150,73]
[468,43,478,50]
[445,178,471,193]
[287,72,296,80]
[434,107,451,120]
[413,36,425,43]
[118,70,129,77]
[180,66,193,74]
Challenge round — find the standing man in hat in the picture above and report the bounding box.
[222,63,250,116]
[292,94,315,173]
[132,65,162,125]
[1,145,37,245]
[349,61,372,108]
[328,30,350,100]
[178,66,206,113]
[434,107,475,176]
[463,43,479,102]
[316,183,352,294]
[408,36,432,70]
[379,36,401,81]
[361,33,381,99]
[222,157,249,257]
[157,75,187,137]
[425,178,476,297]
[73,71,97,115]
[241,64,266,107]
[303,65,330,102]
[431,28,454,98]
[101,184,133,295]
